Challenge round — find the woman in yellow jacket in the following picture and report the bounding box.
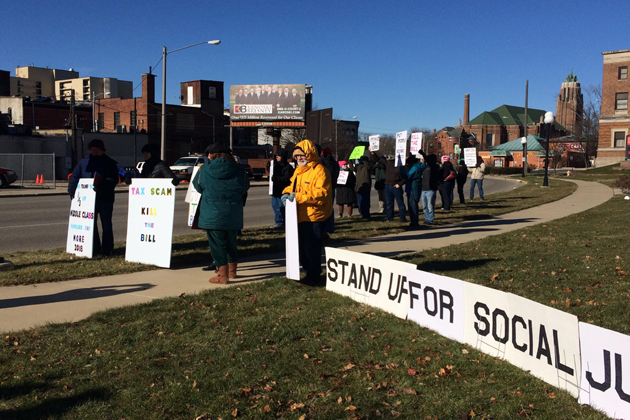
[282,139,332,286]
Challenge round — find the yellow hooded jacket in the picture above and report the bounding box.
[282,139,332,223]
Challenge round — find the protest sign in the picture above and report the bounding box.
[349,146,366,160]
[337,171,349,185]
[406,268,466,343]
[410,132,423,155]
[285,199,300,280]
[325,248,415,319]
[125,179,176,268]
[463,147,477,166]
[369,135,380,152]
[66,179,96,258]
[579,322,630,418]
[395,131,408,167]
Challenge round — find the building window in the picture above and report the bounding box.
[616,93,628,110]
[130,111,137,127]
[114,112,120,128]
[485,133,493,147]
[619,67,628,80]
[614,131,626,148]
[98,113,104,130]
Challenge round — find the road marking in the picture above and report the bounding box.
[0,222,68,229]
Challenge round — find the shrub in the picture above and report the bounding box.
[614,174,630,194]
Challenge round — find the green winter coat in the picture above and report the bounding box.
[193,158,250,230]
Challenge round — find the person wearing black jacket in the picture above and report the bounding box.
[384,158,406,222]
[68,139,119,256]
[140,143,179,185]
[319,147,339,233]
[456,159,469,204]
[354,156,372,219]
[270,149,295,228]
[418,151,440,225]
[438,155,456,211]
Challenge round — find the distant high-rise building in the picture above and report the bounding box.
[555,71,583,136]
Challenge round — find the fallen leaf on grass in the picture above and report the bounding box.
[345,405,357,411]
[264,405,271,412]
[407,368,417,376]
[342,363,355,371]
[403,388,417,395]
[290,403,305,411]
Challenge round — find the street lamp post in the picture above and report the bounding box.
[161,40,220,161]
[520,136,528,177]
[92,91,111,132]
[543,111,554,187]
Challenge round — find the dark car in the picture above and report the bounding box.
[0,167,18,188]
[118,165,137,184]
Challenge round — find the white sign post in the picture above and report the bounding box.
[125,179,176,268]
[66,179,96,258]
[463,147,477,166]
[369,135,380,152]
[410,132,423,155]
[395,131,408,167]
[285,199,300,280]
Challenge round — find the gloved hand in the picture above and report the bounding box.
[287,192,296,202]
[281,194,290,206]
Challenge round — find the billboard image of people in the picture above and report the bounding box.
[230,84,306,122]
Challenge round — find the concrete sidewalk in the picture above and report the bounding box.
[0,179,613,333]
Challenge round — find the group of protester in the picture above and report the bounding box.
[69,137,486,288]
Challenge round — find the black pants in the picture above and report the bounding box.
[298,221,323,285]
[93,199,114,255]
[456,180,466,204]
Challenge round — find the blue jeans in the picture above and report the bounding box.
[407,192,420,227]
[421,190,436,224]
[470,179,484,200]
[384,184,406,222]
[271,196,285,226]
[356,190,371,219]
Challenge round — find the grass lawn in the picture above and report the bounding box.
[0,182,626,419]
[0,177,576,287]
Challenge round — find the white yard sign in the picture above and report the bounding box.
[369,135,380,152]
[410,132,423,155]
[125,179,176,268]
[285,199,300,280]
[66,179,96,258]
[337,171,349,185]
[395,131,408,167]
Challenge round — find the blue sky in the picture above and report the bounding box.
[1,0,627,135]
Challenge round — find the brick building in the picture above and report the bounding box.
[555,71,583,136]
[596,49,630,165]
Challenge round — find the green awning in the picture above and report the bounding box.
[490,150,512,157]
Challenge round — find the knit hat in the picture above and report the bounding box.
[88,139,106,151]
[322,147,333,156]
[205,143,232,154]
[338,160,347,167]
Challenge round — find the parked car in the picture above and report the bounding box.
[118,165,137,184]
[170,155,208,182]
[0,167,18,188]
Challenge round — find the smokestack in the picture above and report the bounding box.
[464,94,470,125]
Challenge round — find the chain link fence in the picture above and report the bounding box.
[0,153,57,188]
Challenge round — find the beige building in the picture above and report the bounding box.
[55,77,133,102]
[8,65,132,102]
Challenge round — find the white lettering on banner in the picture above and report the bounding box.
[406,268,465,343]
[579,322,630,419]
[233,105,273,114]
[325,248,414,319]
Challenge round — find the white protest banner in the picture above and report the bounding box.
[184,165,201,203]
[285,199,300,280]
[406,269,465,343]
[66,179,96,258]
[395,131,407,167]
[369,135,380,152]
[579,322,630,418]
[269,159,275,195]
[463,147,477,166]
[125,179,176,268]
[506,293,581,398]
[463,282,511,359]
[410,132,423,155]
[325,248,415,319]
[337,171,349,185]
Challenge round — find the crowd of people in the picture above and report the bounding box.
[68,137,487,287]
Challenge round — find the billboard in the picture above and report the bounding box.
[230,84,306,122]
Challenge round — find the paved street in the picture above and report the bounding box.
[0,177,516,254]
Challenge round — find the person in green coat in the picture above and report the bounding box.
[193,143,250,284]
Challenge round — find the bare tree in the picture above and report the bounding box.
[580,85,601,165]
